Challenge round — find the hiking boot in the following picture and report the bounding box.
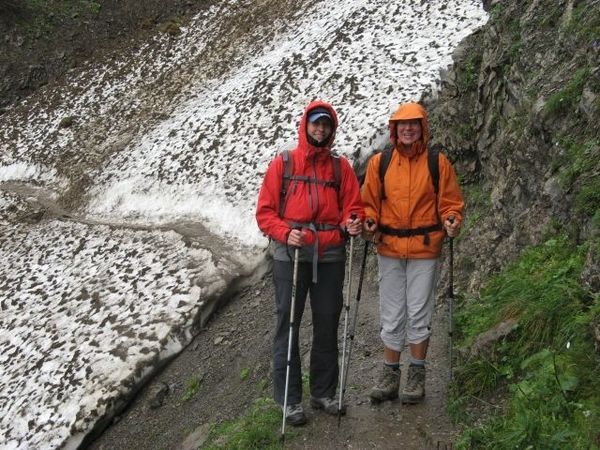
[369,366,400,402]
[401,364,426,404]
[282,403,307,426]
[310,396,346,415]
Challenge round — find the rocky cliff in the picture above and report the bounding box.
[424,0,599,305]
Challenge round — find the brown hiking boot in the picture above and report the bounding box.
[369,365,400,402]
[401,364,426,404]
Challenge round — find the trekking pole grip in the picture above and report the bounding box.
[346,213,358,238]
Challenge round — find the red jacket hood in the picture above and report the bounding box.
[297,100,338,161]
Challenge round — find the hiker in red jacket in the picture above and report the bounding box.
[256,100,364,426]
[362,102,463,405]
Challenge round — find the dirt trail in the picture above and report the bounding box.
[87,242,457,450]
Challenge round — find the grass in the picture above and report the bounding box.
[459,54,482,94]
[240,367,250,381]
[545,68,589,117]
[197,369,311,448]
[461,185,490,233]
[555,135,600,218]
[451,234,600,449]
[182,376,202,402]
[201,397,293,450]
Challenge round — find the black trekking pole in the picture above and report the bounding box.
[447,215,455,382]
[337,213,357,425]
[338,221,373,427]
[281,246,300,446]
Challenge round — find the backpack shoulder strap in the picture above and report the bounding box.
[330,152,342,210]
[330,152,342,189]
[279,150,293,217]
[427,146,440,195]
[279,150,343,217]
[378,144,394,200]
[428,146,441,226]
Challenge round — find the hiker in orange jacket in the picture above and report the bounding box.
[256,100,364,426]
[361,102,463,404]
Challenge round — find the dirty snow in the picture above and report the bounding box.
[0,1,487,448]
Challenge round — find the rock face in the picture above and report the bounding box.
[423,0,599,303]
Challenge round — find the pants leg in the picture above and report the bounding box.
[406,258,439,344]
[309,261,345,399]
[377,256,439,351]
[378,255,408,352]
[272,260,310,405]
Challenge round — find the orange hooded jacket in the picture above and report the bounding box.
[256,100,364,264]
[361,102,464,259]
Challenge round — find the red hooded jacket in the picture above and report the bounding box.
[256,100,364,264]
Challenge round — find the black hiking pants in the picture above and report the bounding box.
[272,259,345,406]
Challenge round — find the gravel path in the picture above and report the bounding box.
[87,242,458,450]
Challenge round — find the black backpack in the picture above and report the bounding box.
[279,149,342,217]
[378,143,440,200]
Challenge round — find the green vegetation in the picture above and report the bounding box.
[182,376,202,402]
[459,54,482,94]
[461,185,489,235]
[240,367,250,381]
[258,379,269,392]
[489,4,502,22]
[506,18,522,59]
[302,372,310,396]
[202,397,292,450]
[555,136,600,218]
[198,373,310,448]
[451,235,600,449]
[545,68,590,117]
[445,1,600,448]
[567,4,600,40]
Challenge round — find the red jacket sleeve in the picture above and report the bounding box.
[255,155,291,244]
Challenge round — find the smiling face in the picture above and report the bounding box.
[396,119,422,148]
[307,117,333,144]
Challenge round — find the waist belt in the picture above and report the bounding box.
[379,223,442,246]
[313,223,341,231]
[288,221,342,283]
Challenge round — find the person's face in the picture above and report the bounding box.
[396,119,422,146]
[307,117,333,143]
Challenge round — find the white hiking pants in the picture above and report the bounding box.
[377,255,439,351]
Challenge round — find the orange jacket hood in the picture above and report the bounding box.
[389,102,429,156]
